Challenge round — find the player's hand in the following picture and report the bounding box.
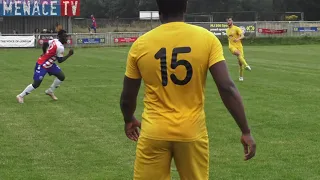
[124,117,141,142]
[68,49,74,56]
[233,39,239,43]
[241,133,256,161]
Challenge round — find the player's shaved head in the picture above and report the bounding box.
[156,0,188,22]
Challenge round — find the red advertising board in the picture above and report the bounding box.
[114,37,138,43]
[258,28,288,34]
[61,0,81,16]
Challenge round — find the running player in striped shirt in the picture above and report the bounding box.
[16,30,74,103]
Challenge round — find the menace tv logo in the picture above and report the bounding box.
[0,0,80,16]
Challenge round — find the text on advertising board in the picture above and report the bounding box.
[0,0,80,16]
[258,28,287,34]
[209,23,256,36]
[77,38,105,44]
[293,27,319,32]
[0,36,35,47]
[191,22,256,37]
[114,37,138,43]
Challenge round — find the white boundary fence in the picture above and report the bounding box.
[1,21,320,48]
[191,21,320,37]
[0,32,144,48]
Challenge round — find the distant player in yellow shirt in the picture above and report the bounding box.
[120,1,256,180]
[226,17,251,82]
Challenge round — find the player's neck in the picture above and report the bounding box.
[58,39,65,44]
[161,15,184,24]
[228,24,233,28]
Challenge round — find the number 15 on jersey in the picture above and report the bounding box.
[155,47,193,86]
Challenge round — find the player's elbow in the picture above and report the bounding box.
[218,81,237,94]
[57,57,64,63]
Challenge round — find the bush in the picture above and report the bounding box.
[285,15,299,21]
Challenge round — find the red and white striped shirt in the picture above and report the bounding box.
[37,39,64,68]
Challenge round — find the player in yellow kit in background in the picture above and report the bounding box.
[226,17,252,82]
[119,1,256,180]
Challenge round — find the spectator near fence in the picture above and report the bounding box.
[90,15,97,33]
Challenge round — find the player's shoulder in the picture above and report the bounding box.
[186,23,209,31]
[129,27,156,50]
[159,23,213,41]
[185,23,217,37]
[54,39,62,45]
[135,26,158,42]
[233,25,241,30]
[54,39,64,48]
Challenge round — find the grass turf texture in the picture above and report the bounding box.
[0,45,320,180]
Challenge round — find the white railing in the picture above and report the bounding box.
[72,32,144,47]
[0,32,144,48]
[1,21,319,48]
[190,21,320,37]
[256,21,320,37]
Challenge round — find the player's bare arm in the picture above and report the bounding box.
[234,34,244,42]
[58,49,74,63]
[209,61,256,160]
[235,33,245,42]
[120,76,142,141]
[239,33,245,40]
[42,42,49,54]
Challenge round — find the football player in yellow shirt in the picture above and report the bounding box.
[226,17,251,82]
[120,0,256,179]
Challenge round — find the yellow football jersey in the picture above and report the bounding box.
[226,25,243,48]
[125,22,225,141]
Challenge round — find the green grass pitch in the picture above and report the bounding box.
[0,45,320,180]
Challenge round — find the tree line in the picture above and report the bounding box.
[80,0,320,21]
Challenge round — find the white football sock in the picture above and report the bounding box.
[47,78,62,93]
[19,84,35,97]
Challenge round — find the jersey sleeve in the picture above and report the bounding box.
[56,46,64,58]
[236,27,243,35]
[208,33,225,68]
[125,40,142,79]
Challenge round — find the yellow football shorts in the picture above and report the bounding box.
[133,134,209,180]
[229,46,244,57]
